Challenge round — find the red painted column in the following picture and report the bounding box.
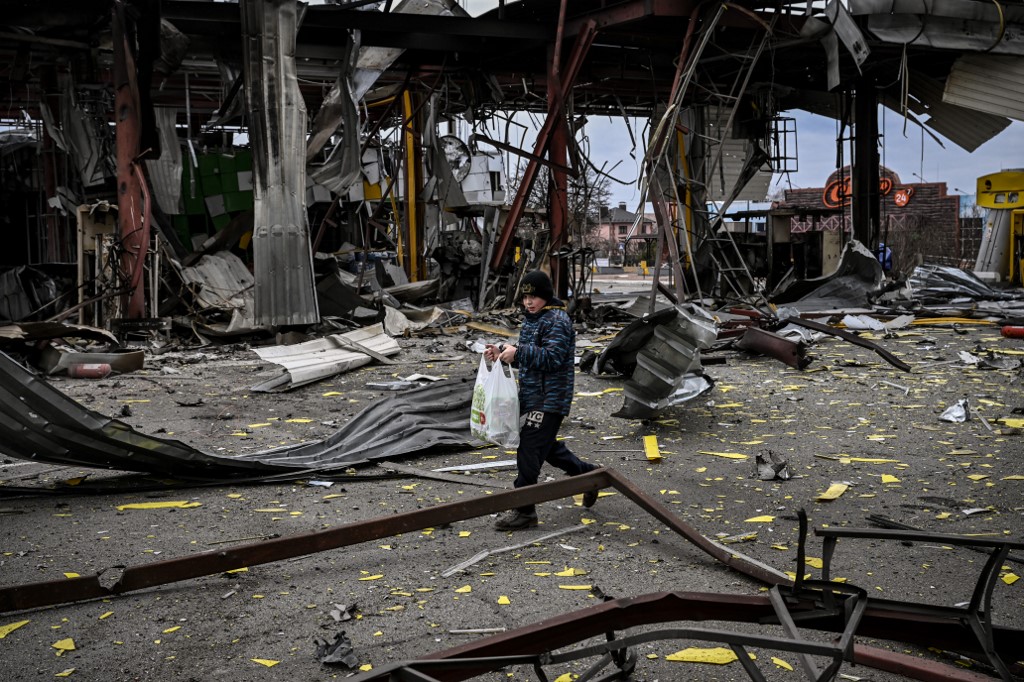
[112,3,146,319]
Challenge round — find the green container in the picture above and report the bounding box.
[198,154,221,177]
[201,174,223,196]
[223,191,254,213]
[220,172,239,194]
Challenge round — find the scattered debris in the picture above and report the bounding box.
[251,324,400,392]
[441,525,588,578]
[315,630,359,667]
[939,398,970,423]
[754,451,792,481]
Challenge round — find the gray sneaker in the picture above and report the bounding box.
[494,511,539,531]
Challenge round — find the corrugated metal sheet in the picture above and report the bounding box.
[0,350,476,478]
[179,251,258,334]
[907,72,1011,152]
[944,55,1024,122]
[241,0,319,327]
[144,107,183,215]
[252,323,400,391]
[704,110,772,202]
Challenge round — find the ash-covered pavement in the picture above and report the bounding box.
[1,291,1022,681]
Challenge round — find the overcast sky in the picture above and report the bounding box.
[578,110,1024,212]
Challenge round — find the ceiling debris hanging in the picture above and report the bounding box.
[1,0,1021,335]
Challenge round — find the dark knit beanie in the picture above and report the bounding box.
[520,270,554,302]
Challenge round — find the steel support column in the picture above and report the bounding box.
[546,44,570,295]
[112,1,147,319]
[852,74,880,248]
[490,20,595,271]
[403,89,425,282]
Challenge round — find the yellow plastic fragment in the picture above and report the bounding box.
[285,418,313,423]
[52,638,76,653]
[714,402,744,409]
[817,483,848,501]
[881,475,900,484]
[359,575,384,581]
[322,391,343,397]
[967,474,989,481]
[553,674,575,682]
[359,664,373,672]
[247,422,272,428]
[497,596,511,605]
[63,572,80,579]
[840,457,900,464]
[698,451,749,460]
[1000,418,1024,428]
[1003,573,1020,585]
[744,515,775,523]
[0,620,29,639]
[163,626,181,634]
[555,567,587,577]
[1002,475,1024,480]
[805,557,823,569]
[116,500,201,511]
[458,531,471,538]
[665,646,755,664]
[55,669,75,677]
[558,585,592,590]
[454,585,472,593]
[772,657,794,671]
[643,435,662,462]
[251,659,280,667]
[99,612,113,620]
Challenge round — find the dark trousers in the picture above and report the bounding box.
[515,410,595,515]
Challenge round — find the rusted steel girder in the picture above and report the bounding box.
[489,20,596,271]
[112,1,148,319]
[351,590,1017,682]
[0,468,784,614]
[735,327,811,369]
[786,317,912,372]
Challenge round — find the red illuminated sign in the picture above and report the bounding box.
[822,177,893,208]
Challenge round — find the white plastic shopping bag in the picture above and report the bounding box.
[470,355,520,448]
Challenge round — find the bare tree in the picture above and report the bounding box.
[508,161,612,248]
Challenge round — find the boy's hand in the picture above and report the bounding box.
[497,344,517,364]
[484,343,517,364]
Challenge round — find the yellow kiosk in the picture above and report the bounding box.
[974,171,1024,284]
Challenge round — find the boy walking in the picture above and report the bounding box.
[484,270,599,531]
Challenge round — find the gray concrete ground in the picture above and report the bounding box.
[1,285,1022,681]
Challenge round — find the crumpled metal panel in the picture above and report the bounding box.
[241,0,319,327]
[944,54,1024,122]
[251,323,400,391]
[144,107,183,215]
[704,109,772,202]
[905,72,1010,153]
[0,350,476,478]
[178,251,259,334]
[307,0,467,196]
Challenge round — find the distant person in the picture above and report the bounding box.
[484,270,599,531]
[877,242,893,272]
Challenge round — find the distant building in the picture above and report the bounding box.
[594,202,656,245]
[772,166,964,273]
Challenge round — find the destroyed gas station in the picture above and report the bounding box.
[1,1,1023,681]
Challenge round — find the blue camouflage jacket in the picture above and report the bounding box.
[513,299,575,415]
